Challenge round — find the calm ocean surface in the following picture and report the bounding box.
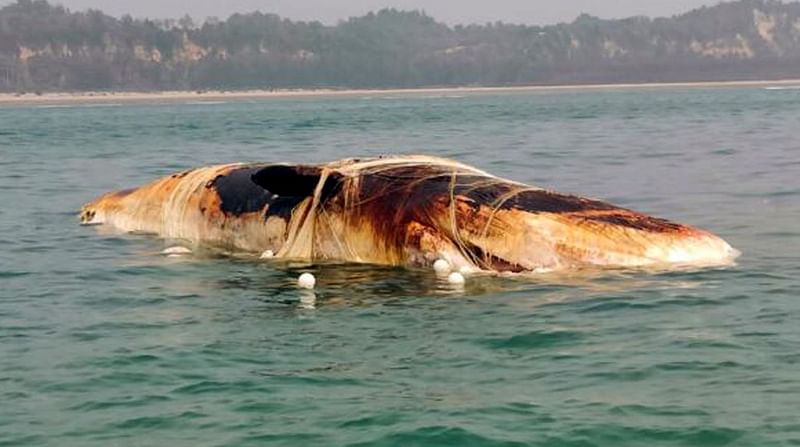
[1,87,799,446]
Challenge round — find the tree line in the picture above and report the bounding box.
[1,0,799,92]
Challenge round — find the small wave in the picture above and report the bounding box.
[350,426,529,447]
[289,118,326,129]
[557,425,745,446]
[0,271,31,278]
[171,379,275,395]
[68,394,169,411]
[235,433,325,445]
[112,412,204,430]
[338,412,406,428]
[577,299,656,313]
[608,403,711,417]
[482,329,584,350]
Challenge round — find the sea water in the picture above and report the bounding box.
[1,87,799,446]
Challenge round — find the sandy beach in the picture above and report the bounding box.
[2,79,800,106]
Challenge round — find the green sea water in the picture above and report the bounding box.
[1,87,799,446]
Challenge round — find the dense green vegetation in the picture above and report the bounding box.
[2,0,800,91]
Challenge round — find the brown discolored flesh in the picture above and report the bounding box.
[331,164,712,270]
[80,156,736,271]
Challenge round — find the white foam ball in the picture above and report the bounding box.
[260,249,274,259]
[447,272,466,285]
[433,259,451,274]
[297,272,316,289]
[162,246,192,255]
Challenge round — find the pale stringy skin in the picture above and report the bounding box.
[80,155,739,272]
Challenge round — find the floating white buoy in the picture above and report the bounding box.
[297,272,316,289]
[162,246,192,256]
[433,259,451,274]
[260,249,274,259]
[447,271,466,285]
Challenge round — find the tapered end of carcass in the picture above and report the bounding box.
[643,229,740,267]
[552,210,741,269]
[78,188,134,225]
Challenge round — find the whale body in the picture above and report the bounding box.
[80,155,738,272]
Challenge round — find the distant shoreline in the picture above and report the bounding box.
[2,79,800,106]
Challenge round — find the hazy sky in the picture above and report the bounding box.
[31,0,721,25]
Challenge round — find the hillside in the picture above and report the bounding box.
[1,0,800,91]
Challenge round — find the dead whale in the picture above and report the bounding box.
[80,155,738,272]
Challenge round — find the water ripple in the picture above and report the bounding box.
[2,88,799,446]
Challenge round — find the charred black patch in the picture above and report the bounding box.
[360,165,620,214]
[212,166,274,216]
[267,196,307,221]
[455,179,620,214]
[250,164,345,223]
[251,165,343,200]
[495,190,619,213]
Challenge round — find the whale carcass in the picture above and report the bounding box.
[80,155,738,272]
